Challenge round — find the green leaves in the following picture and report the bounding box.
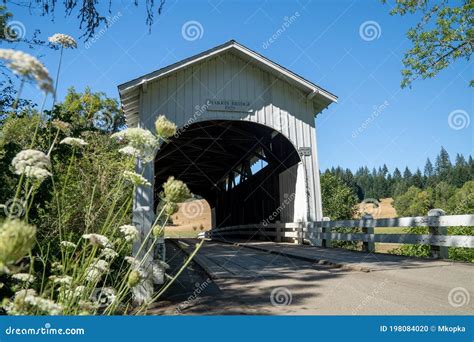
[384,0,473,88]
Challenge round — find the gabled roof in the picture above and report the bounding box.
[118,40,337,126]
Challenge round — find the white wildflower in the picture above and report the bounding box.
[60,137,87,147]
[63,285,86,301]
[100,248,118,260]
[51,261,63,273]
[49,275,72,286]
[11,149,52,180]
[85,259,109,283]
[82,234,111,248]
[6,289,62,315]
[48,33,77,49]
[123,171,151,187]
[0,49,53,93]
[111,128,159,162]
[124,256,140,268]
[162,176,191,203]
[154,115,177,139]
[60,241,77,249]
[12,273,35,283]
[119,225,139,242]
[118,145,141,158]
[51,120,71,133]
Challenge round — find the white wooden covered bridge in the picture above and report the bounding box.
[118,40,337,241]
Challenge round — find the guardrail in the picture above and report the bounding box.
[210,209,474,259]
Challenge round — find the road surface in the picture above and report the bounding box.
[148,239,473,315]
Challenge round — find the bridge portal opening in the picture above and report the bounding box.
[154,120,302,228]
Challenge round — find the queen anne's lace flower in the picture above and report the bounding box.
[60,137,87,147]
[49,275,72,286]
[60,241,77,249]
[82,234,111,248]
[0,49,53,93]
[12,273,35,283]
[123,171,151,187]
[48,33,77,49]
[111,128,159,162]
[154,115,177,139]
[162,176,191,203]
[84,259,109,283]
[63,285,86,301]
[100,248,118,260]
[118,146,141,158]
[119,225,139,242]
[51,120,71,133]
[11,149,52,180]
[0,220,36,268]
[6,289,62,315]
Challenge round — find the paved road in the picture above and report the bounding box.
[149,239,473,315]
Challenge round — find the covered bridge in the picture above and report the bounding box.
[118,40,337,241]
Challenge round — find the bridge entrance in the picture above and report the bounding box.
[154,120,301,228]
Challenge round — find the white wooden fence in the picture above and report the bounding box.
[210,210,474,259]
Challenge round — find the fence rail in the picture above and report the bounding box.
[210,210,474,259]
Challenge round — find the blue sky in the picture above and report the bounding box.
[7,0,473,172]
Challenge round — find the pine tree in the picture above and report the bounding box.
[412,168,424,188]
[435,146,451,181]
[424,158,433,177]
[393,168,402,180]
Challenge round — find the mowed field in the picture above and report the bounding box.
[165,198,403,253]
[164,199,212,238]
[357,198,404,253]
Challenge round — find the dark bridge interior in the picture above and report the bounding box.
[154,120,300,227]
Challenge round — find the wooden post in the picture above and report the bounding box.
[275,224,282,243]
[322,216,331,248]
[362,214,375,253]
[428,209,448,259]
[297,222,304,244]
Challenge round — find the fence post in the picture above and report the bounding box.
[322,217,331,248]
[275,224,281,243]
[428,209,448,259]
[362,214,375,253]
[297,222,304,245]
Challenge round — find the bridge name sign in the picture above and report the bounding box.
[207,99,253,113]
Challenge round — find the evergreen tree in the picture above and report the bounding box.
[412,168,424,188]
[393,168,402,180]
[424,158,433,177]
[403,167,412,183]
[435,146,451,181]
